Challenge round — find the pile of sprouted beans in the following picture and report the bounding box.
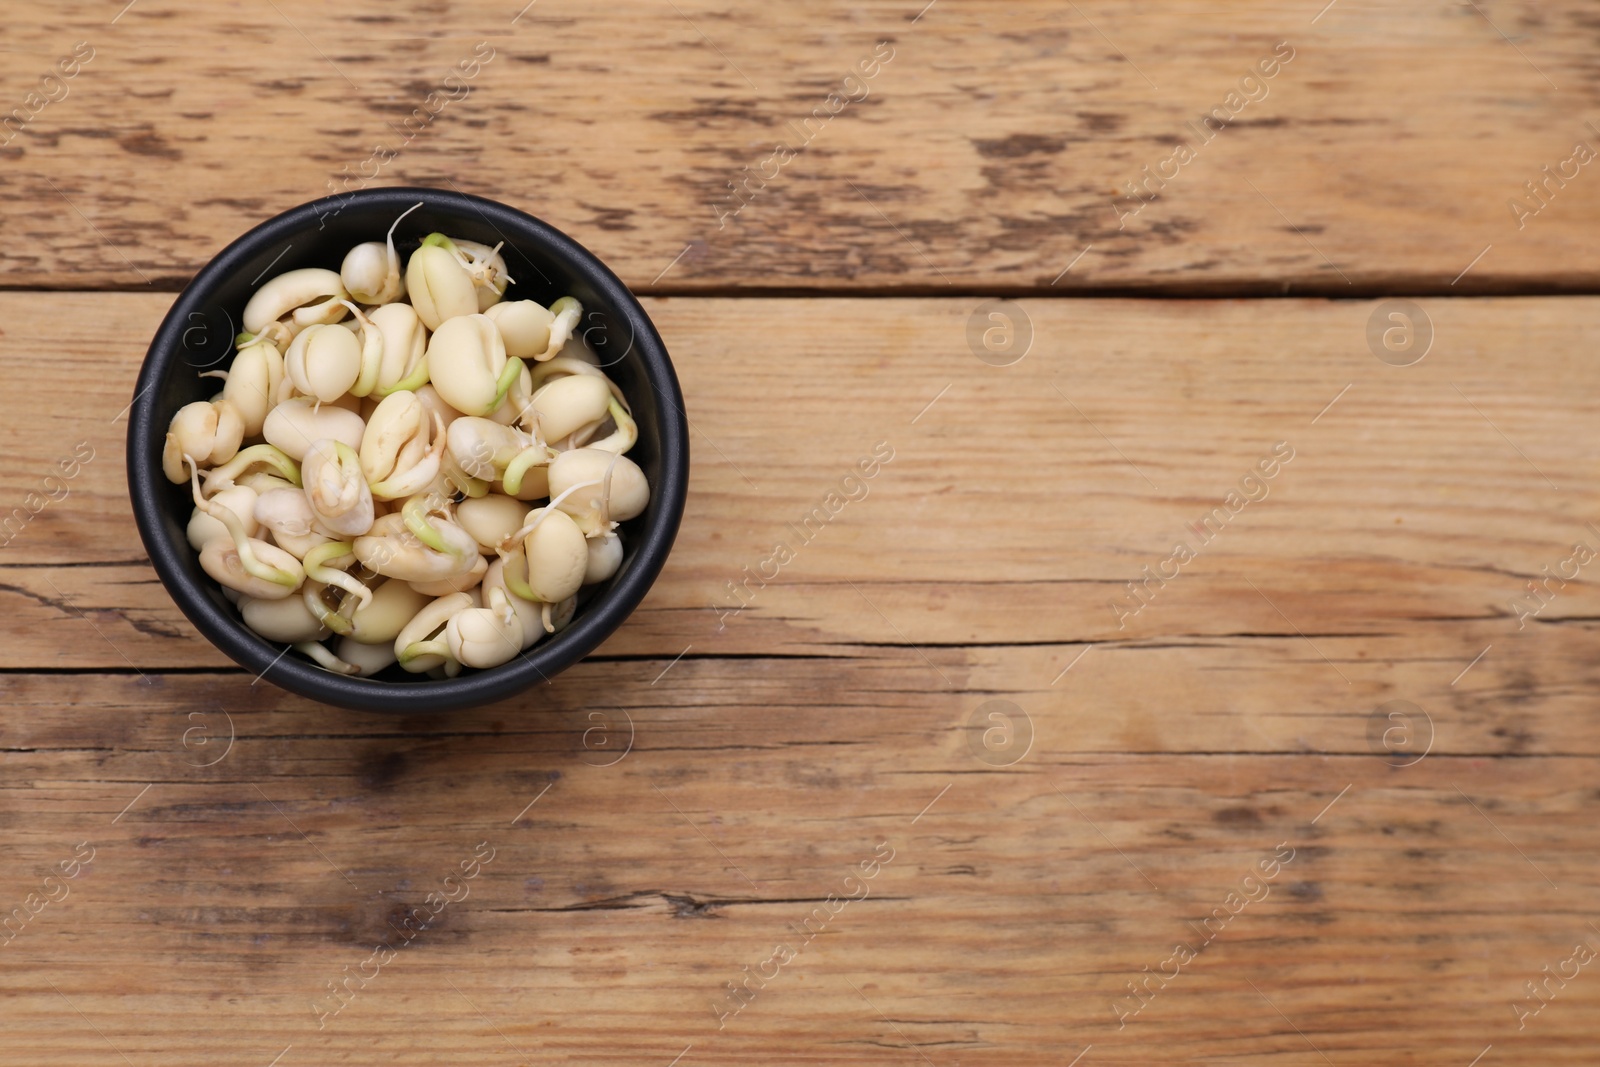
[164,205,649,679]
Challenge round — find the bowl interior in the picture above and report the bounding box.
[130,189,684,712]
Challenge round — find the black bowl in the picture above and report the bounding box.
[127,188,688,713]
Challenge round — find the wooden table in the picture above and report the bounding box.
[4,2,1600,1063]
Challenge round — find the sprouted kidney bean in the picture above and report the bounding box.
[165,206,651,678]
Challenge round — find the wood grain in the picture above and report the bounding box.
[3,2,1600,292]
[5,292,1599,651]
[0,673,1597,1064]
[8,3,1600,1059]
[3,291,1598,1061]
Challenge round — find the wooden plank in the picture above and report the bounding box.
[4,293,1599,683]
[0,607,1597,755]
[10,1,1600,1061]
[2,2,1599,291]
[0,672,1596,1063]
[4,279,1598,1067]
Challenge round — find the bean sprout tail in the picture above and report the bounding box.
[303,540,374,609]
[187,456,298,589]
[297,640,360,674]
